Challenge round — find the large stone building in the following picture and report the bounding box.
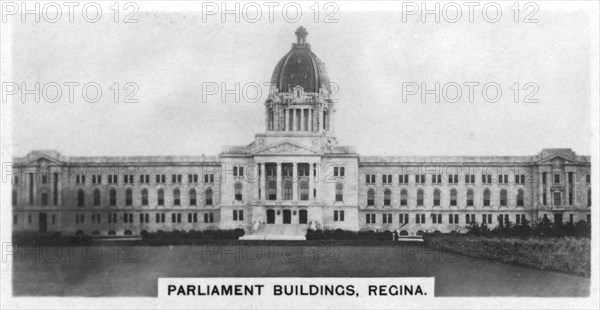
[10,27,592,239]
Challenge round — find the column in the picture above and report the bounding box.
[308,162,314,201]
[276,163,282,201]
[292,163,298,201]
[284,109,287,131]
[260,163,266,201]
[310,109,313,132]
[299,109,303,131]
[291,109,296,131]
[538,171,544,206]
[255,163,261,200]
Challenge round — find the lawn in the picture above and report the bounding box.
[12,242,589,297]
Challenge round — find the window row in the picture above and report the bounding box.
[71,173,216,185]
[365,188,526,207]
[365,174,529,185]
[73,212,216,224]
[364,213,527,225]
[75,188,214,207]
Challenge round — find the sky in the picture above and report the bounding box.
[5,2,595,158]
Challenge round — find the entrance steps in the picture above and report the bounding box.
[239,224,308,240]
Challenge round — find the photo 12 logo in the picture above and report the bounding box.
[401,82,539,104]
[401,1,539,23]
[200,1,339,23]
[1,82,139,104]
[1,1,140,23]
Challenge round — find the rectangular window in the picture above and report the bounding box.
[366,174,375,184]
[586,174,590,185]
[553,192,561,205]
[416,174,426,184]
[382,175,392,184]
[554,174,560,184]
[431,175,441,184]
[399,174,408,184]
[204,174,214,183]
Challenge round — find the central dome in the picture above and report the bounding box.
[270,27,330,94]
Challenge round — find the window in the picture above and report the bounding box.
[333,167,345,177]
[172,174,182,183]
[334,210,345,221]
[41,192,48,206]
[483,189,491,206]
[335,184,343,202]
[366,174,376,184]
[155,213,165,223]
[466,214,476,224]
[12,190,17,206]
[156,174,166,184]
[415,174,425,184]
[516,214,527,225]
[466,189,474,206]
[158,189,164,206]
[482,214,492,224]
[77,189,85,207]
[300,183,309,201]
[108,174,118,184]
[500,189,507,206]
[482,174,492,184]
[542,172,547,184]
[205,188,213,205]
[204,174,214,183]
[140,174,149,184]
[367,189,375,206]
[586,174,590,185]
[383,189,391,206]
[382,213,392,224]
[553,192,561,205]
[188,174,199,183]
[125,188,132,206]
[233,166,244,177]
[234,183,243,201]
[141,189,148,206]
[448,214,459,224]
[517,189,524,206]
[109,188,117,206]
[298,164,310,177]
[432,214,442,224]
[268,181,277,200]
[432,174,441,184]
[415,214,425,224]
[515,174,525,184]
[449,189,457,206]
[433,189,441,206]
[498,174,508,184]
[93,189,101,206]
[13,214,17,224]
[284,183,292,200]
[448,174,458,184]
[554,174,560,184]
[399,213,409,224]
[204,212,214,223]
[399,174,408,184]
[417,189,424,206]
[189,189,197,206]
[123,175,134,184]
[400,189,408,206]
[588,189,592,207]
[382,175,392,184]
[365,213,375,224]
[233,210,244,221]
[465,174,475,184]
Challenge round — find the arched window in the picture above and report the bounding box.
[234,183,243,201]
[77,189,85,207]
[383,189,391,206]
[268,181,277,200]
[141,188,148,206]
[483,189,491,206]
[93,189,101,206]
[466,189,474,206]
[157,189,164,206]
[335,183,343,202]
[367,189,375,206]
[517,189,524,206]
[41,192,48,206]
[109,188,117,206]
[301,183,309,201]
[433,189,441,206]
[284,183,292,200]
[417,189,424,206]
[125,188,132,206]
[12,190,17,206]
[189,189,197,206]
[400,189,408,206]
[500,189,507,206]
[205,188,213,205]
[173,188,181,205]
[450,189,457,206]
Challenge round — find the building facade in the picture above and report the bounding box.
[10,28,592,239]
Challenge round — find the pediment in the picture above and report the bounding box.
[536,154,579,165]
[25,154,62,166]
[254,141,319,155]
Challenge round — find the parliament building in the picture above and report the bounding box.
[11,27,592,240]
